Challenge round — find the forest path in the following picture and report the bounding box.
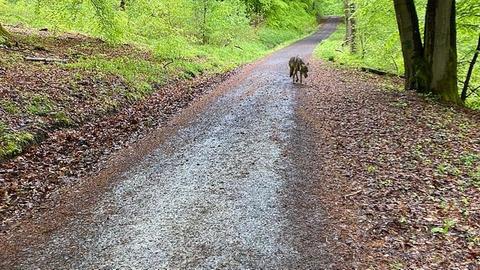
[1,19,340,269]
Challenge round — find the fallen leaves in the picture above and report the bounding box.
[299,61,480,269]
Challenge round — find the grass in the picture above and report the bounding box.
[314,24,382,70]
[0,121,34,160]
[0,99,20,114]
[51,111,73,127]
[469,166,480,187]
[68,26,317,100]
[460,153,479,167]
[69,56,166,100]
[26,94,55,116]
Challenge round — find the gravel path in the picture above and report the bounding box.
[1,20,339,269]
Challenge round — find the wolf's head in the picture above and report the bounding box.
[301,63,309,78]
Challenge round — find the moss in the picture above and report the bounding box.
[0,99,20,114]
[0,122,34,160]
[52,111,73,127]
[26,94,55,116]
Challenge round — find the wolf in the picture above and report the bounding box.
[289,56,309,84]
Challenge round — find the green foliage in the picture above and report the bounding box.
[52,111,73,127]
[469,166,480,188]
[315,0,343,16]
[367,164,377,174]
[0,0,321,45]
[315,0,480,108]
[0,99,20,114]
[314,24,377,69]
[460,153,479,167]
[431,219,456,235]
[390,262,405,270]
[0,0,329,92]
[0,121,34,160]
[70,56,167,94]
[457,0,480,105]
[26,94,54,116]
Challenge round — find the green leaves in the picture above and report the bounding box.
[431,219,456,235]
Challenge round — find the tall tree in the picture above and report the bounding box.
[424,0,459,103]
[393,0,461,103]
[393,0,426,91]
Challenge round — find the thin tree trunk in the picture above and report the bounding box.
[202,0,208,44]
[343,0,356,53]
[393,0,426,91]
[461,34,480,101]
[344,0,350,45]
[424,0,461,103]
[349,3,357,53]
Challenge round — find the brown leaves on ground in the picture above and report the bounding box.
[0,25,152,136]
[299,61,480,269]
[0,26,233,231]
[0,70,232,230]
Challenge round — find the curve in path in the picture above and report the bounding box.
[2,19,339,269]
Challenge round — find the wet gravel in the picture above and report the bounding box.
[1,20,339,269]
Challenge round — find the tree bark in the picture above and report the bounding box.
[343,0,356,53]
[461,34,480,101]
[424,0,461,103]
[202,0,208,44]
[348,3,357,53]
[393,0,426,91]
[344,0,350,44]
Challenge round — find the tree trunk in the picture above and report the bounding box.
[348,3,357,53]
[461,34,480,101]
[202,0,208,44]
[424,0,461,103]
[343,0,356,53]
[393,0,426,91]
[344,0,350,44]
